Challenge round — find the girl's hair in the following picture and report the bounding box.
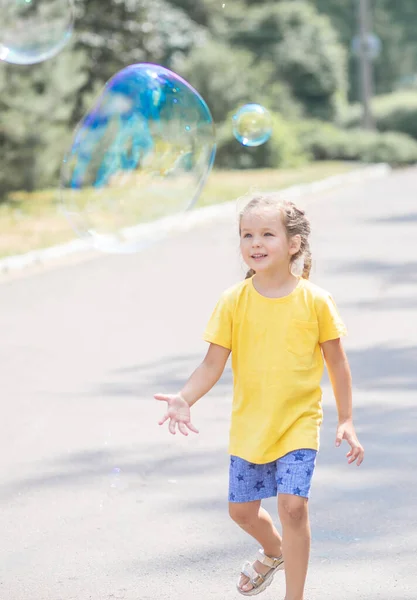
[238,195,312,280]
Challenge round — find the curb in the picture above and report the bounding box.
[0,163,391,276]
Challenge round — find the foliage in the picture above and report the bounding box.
[297,119,417,166]
[0,0,204,200]
[339,91,417,141]
[72,0,204,122]
[0,49,88,197]
[215,113,307,170]
[1,0,417,202]
[226,2,348,120]
[315,0,417,100]
[173,40,302,123]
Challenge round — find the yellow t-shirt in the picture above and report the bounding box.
[203,277,347,464]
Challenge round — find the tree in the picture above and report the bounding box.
[72,0,204,124]
[226,2,347,120]
[173,40,302,123]
[0,46,88,198]
[0,0,203,200]
[314,0,417,98]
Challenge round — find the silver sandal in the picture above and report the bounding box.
[237,548,284,596]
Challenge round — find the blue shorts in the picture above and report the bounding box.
[228,449,317,503]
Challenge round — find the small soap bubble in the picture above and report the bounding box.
[109,467,127,491]
[0,0,74,65]
[110,467,121,487]
[232,104,273,147]
[60,63,216,253]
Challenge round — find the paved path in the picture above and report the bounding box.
[0,167,416,600]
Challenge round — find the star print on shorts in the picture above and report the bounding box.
[228,448,317,503]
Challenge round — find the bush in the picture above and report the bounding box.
[296,119,417,166]
[215,112,308,169]
[216,114,417,169]
[339,91,417,141]
[357,131,417,165]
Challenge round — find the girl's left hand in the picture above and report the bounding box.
[335,420,364,466]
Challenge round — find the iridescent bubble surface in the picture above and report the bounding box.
[0,0,74,65]
[109,468,127,491]
[60,63,216,253]
[232,104,273,147]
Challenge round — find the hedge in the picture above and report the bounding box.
[215,112,308,169]
[296,119,417,166]
[339,91,417,141]
[216,113,417,168]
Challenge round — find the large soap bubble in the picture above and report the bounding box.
[60,63,216,253]
[232,104,272,147]
[0,0,74,65]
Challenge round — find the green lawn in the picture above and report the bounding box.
[0,162,357,258]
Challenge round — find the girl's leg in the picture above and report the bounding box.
[278,494,310,600]
[229,500,283,592]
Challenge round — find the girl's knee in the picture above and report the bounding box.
[278,494,308,524]
[229,501,259,526]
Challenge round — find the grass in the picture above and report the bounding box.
[0,161,358,259]
[197,162,356,207]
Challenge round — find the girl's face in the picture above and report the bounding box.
[239,206,300,275]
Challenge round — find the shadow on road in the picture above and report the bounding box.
[94,353,233,398]
[332,259,417,285]
[0,444,228,503]
[94,342,417,398]
[347,344,417,391]
[0,347,415,598]
[3,337,415,497]
[365,211,417,224]
[341,296,417,311]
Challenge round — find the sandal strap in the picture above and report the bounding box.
[257,549,284,569]
[241,562,265,588]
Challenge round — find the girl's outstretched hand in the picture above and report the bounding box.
[335,419,364,466]
[154,393,199,436]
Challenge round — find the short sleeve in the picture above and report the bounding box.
[316,293,347,344]
[203,292,234,350]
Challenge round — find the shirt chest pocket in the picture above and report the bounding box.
[286,319,319,360]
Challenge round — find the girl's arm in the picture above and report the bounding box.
[321,338,365,466]
[155,343,230,435]
[180,343,231,406]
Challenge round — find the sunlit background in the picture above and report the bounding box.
[1,0,417,259]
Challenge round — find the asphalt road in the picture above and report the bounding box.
[0,167,416,600]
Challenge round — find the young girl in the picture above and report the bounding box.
[155,194,364,600]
